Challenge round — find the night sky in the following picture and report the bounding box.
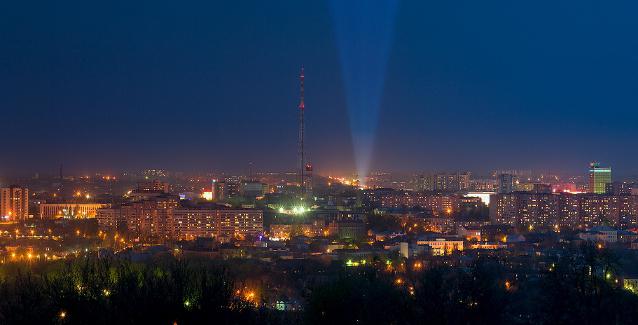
[2,0,638,177]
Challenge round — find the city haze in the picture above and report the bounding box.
[2,0,638,176]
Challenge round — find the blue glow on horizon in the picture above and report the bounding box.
[330,0,399,183]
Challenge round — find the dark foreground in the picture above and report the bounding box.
[1,246,637,324]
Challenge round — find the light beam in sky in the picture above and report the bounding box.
[330,0,399,184]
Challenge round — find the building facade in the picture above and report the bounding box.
[490,192,638,229]
[97,196,263,242]
[589,162,612,194]
[0,186,29,221]
[40,203,109,219]
[414,172,471,192]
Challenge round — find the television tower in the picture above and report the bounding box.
[298,67,305,197]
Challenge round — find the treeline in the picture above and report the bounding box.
[0,259,292,324]
[305,244,638,325]
[1,244,638,324]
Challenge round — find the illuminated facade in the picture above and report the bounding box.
[414,172,471,192]
[169,209,263,241]
[589,162,611,194]
[490,192,638,228]
[97,196,262,242]
[0,186,29,221]
[40,203,109,219]
[379,192,456,215]
[417,238,464,256]
[96,208,123,230]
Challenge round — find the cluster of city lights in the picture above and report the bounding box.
[277,206,307,215]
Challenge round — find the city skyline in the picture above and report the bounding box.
[3,2,638,323]
[3,1,638,176]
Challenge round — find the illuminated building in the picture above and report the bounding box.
[589,162,612,194]
[214,180,239,201]
[129,179,171,201]
[578,226,618,243]
[457,226,482,241]
[414,172,470,192]
[497,174,515,194]
[169,209,263,241]
[0,186,29,221]
[96,208,124,231]
[136,179,169,193]
[122,195,179,241]
[605,181,634,195]
[379,191,456,215]
[142,169,168,178]
[97,195,262,242]
[40,203,109,220]
[416,238,464,256]
[489,192,638,229]
[470,179,497,192]
[464,192,493,206]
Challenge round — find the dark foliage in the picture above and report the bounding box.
[0,258,274,325]
[1,245,638,324]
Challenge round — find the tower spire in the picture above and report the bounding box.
[299,67,305,110]
[298,67,305,197]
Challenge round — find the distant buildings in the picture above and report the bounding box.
[137,179,170,193]
[214,179,240,201]
[0,186,29,221]
[497,174,516,194]
[129,179,170,200]
[379,192,456,215]
[240,180,267,198]
[414,172,470,192]
[490,192,638,229]
[375,190,484,217]
[589,162,612,194]
[97,195,263,242]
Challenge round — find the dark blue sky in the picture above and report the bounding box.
[2,0,638,177]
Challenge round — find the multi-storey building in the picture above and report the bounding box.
[40,203,109,219]
[490,192,556,227]
[416,238,464,256]
[97,195,262,242]
[0,186,29,221]
[414,172,470,192]
[589,162,612,194]
[96,208,124,231]
[214,180,240,200]
[379,191,456,215]
[169,208,263,241]
[497,174,516,194]
[490,192,638,229]
[470,179,497,192]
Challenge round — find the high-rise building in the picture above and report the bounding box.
[0,186,29,221]
[415,172,471,192]
[214,180,239,201]
[497,174,516,194]
[589,162,612,194]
